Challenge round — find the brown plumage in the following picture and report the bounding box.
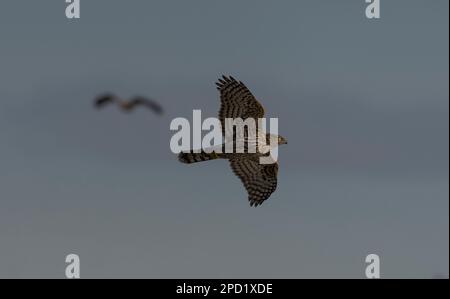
[94,94,163,115]
[178,76,287,207]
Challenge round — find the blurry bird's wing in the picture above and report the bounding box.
[229,157,278,207]
[94,93,117,108]
[130,97,164,114]
[216,75,265,137]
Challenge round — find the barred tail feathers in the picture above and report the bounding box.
[178,150,222,164]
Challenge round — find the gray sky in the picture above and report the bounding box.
[0,0,448,278]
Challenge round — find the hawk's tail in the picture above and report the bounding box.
[178,151,222,164]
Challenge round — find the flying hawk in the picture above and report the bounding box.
[94,94,163,115]
[178,76,287,207]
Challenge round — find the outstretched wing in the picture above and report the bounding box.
[129,97,164,115]
[216,75,265,133]
[94,93,117,108]
[229,157,278,207]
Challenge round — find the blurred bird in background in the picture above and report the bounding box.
[94,93,164,115]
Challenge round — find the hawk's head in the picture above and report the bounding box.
[277,135,288,145]
[265,134,288,146]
